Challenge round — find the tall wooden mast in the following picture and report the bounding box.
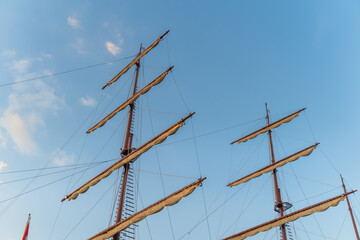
[61,31,204,240]
[225,106,357,240]
[340,175,360,240]
[113,44,142,240]
[265,103,287,240]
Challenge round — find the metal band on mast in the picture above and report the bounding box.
[265,103,287,240]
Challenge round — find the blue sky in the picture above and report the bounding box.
[1,1,360,239]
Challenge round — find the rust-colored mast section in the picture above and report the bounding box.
[341,175,360,240]
[113,44,142,240]
[265,103,287,240]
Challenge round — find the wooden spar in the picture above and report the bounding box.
[340,175,360,240]
[113,44,142,240]
[102,30,170,90]
[223,191,356,240]
[230,108,305,145]
[265,103,287,240]
[87,66,174,134]
[227,143,319,187]
[89,178,206,240]
[61,112,195,202]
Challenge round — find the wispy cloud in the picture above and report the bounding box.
[41,53,52,59]
[52,149,75,166]
[67,16,81,29]
[105,41,122,55]
[80,96,97,107]
[2,49,16,57]
[0,128,7,148]
[11,59,30,73]
[0,111,38,154]
[0,58,65,155]
[72,38,86,54]
[0,161,7,171]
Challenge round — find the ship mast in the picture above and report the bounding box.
[225,106,357,240]
[113,44,142,240]
[62,31,204,240]
[340,175,360,240]
[265,103,287,240]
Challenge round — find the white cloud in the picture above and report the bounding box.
[115,32,124,45]
[105,41,122,55]
[67,16,81,29]
[0,70,65,155]
[2,49,16,57]
[11,59,30,73]
[72,38,86,54]
[0,129,7,148]
[41,53,52,59]
[80,96,97,107]
[52,149,75,166]
[0,161,7,171]
[0,111,37,154]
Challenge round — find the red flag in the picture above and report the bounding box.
[22,214,31,240]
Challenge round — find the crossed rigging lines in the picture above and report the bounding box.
[0,53,357,239]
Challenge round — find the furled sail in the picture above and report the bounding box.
[87,66,174,134]
[102,30,170,90]
[230,108,306,144]
[88,178,206,240]
[223,192,355,240]
[62,113,195,202]
[228,143,319,187]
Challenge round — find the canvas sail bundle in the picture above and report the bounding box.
[231,108,305,145]
[102,30,170,90]
[62,113,194,202]
[223,193,352,240]
[228,143,319,187]
[87,66,174,133]
[89,178,205,240]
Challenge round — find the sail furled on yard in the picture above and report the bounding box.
[228,143,319,187]
[231,108,306,145]
[223,192,353,240]
[88,178,205,240]
[87,66,174,134]
[62,113,195,202]
[102,30,170,90]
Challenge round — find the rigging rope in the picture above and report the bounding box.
[145,89,176,240]
[0,73,124,215]
[0,162,102,205]
[275,131,326,240]
[0,162,104,186]
[0,158,117,174]
[230,133,267,181]
[219,174,272,238]
[63,180,116,240]
[293,227,336,240]
[0,54,137,88]
[49,202,64,239]
[137,184,154,240]
[336,210,349,240]
[158,117,264,149]
[189,118,212,240]
[69,112,127,192]
[177,181,247,240]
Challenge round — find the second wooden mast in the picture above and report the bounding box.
[341,175,360,240]
[113,45,142,240]
[265,103,289,240]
